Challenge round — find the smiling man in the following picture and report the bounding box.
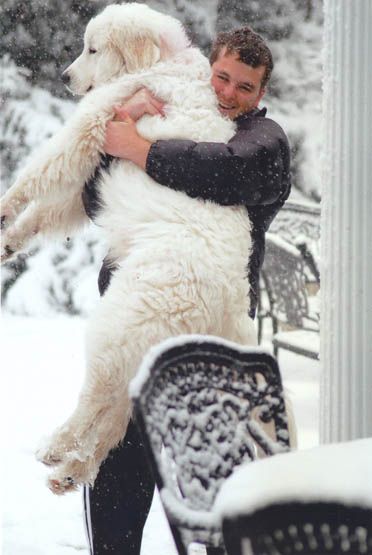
[211,47,266,120]
[82,27,291,555]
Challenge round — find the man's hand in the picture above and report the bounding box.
[114,88,165,121]
[104,111,152,170]
[103,88,164,168]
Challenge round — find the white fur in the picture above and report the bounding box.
[1,3,263,493]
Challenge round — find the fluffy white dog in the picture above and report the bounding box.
[1,3,261,493]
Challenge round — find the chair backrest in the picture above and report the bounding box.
[270,200,321,243]
[262,233,316,329]
[130,336,290,551]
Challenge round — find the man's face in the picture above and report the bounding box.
[211,47,266,120]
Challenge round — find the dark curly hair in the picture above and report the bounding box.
[210,27,274,89]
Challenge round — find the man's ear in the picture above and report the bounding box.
[110,29,161,73]
[257,87,266,104]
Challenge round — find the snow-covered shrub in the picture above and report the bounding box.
[147,0,218,51]
[0,57,103,316]
[0,56,76,193]
[266,16,323,201]
[0,0,111,98]
[2,234,102,317]
[216,0,297,40]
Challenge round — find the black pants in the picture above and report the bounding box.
[83,424,225,555]
[83,420,155,554]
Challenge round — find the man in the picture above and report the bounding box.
[82,27,291,555]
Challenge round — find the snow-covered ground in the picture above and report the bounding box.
[1,315,319,554]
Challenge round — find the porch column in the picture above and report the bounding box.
[320,0,372,442]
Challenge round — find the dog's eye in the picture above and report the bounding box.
[89,48,97,54]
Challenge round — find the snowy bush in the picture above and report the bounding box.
[265,16,323,201]
[0,0,111,98]
[0,57,103,316]
[0,56,76,193]
[216,0,297,40]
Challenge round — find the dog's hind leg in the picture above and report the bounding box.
[36,262,216,494]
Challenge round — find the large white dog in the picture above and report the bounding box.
[1,3,260,493]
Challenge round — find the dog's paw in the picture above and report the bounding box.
[1,227,23,263]
[48,474,78,495]
[0,200,19,231]
[36,444,64,467]
[1,244,16,264]
[36,430,79,467]
[47,457,97,495]
[1,207,12,231]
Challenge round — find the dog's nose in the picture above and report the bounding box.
[62,71,70,85]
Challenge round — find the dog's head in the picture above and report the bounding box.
[62,2,190,95]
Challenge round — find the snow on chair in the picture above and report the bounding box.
[130,335,291,555]
[214,438,372,555]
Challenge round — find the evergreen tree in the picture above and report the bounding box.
[0,0,112,97]
[216,0,298,40]
[146,0,217,52]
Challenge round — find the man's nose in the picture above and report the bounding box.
[221,83,236,99]
[62,70,70,85]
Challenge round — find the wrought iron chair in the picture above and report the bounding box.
[215,438,372,555]
[130,335,291,555]
[260,233,320,360]
[270,200,321,245]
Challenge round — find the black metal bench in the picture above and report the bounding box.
[130,336,291,555]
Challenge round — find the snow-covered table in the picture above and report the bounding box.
[214,438,372,554]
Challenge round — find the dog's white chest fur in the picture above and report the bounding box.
[95,49,252,294]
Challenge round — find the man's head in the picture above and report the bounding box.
[210,27,273,120]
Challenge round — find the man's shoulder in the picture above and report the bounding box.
[235,109,289,149]
[238,108,286,134]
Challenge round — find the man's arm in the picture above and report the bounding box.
[103,95,290,209]
[146,120,290,207]
[103,89,164,166]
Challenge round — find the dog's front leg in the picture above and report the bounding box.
[1,74,152,231]
[0,100,113,231]
[1,191,88,263]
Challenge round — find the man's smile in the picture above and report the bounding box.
[219,102,236,109]
[218,101,237,115]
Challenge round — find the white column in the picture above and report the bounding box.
[320,0,372,442]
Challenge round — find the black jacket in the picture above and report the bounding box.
[145,107,291,317]
[82,107,291,316]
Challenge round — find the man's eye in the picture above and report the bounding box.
[218,75,228,81]
[89,48,97,54]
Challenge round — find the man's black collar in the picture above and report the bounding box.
[235,106,267,124]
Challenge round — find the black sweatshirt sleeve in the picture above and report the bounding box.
[146,118,290,207]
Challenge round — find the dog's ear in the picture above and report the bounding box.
[111,30,161,73]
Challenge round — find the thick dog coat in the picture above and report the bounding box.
[1,3,261,493]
